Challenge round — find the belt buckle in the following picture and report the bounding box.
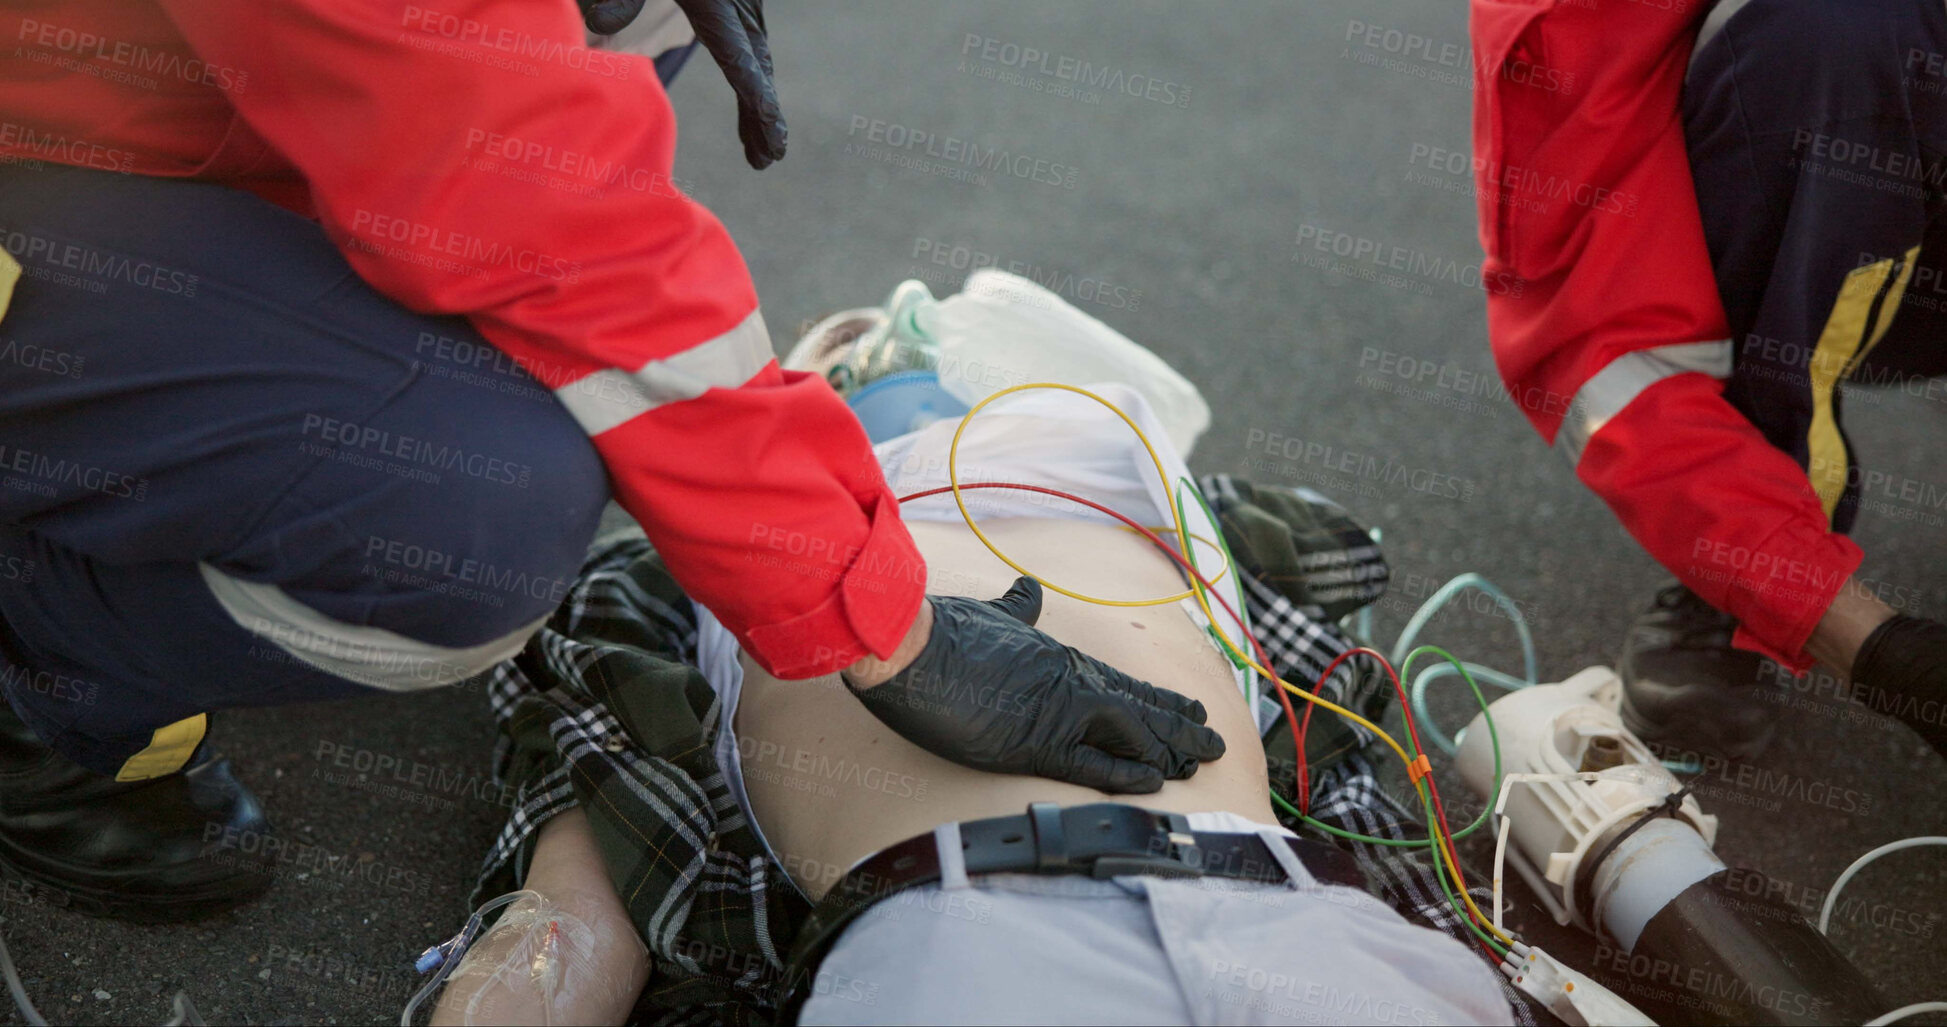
[1087,811,1204,880]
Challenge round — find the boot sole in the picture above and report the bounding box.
[0,839,273,924]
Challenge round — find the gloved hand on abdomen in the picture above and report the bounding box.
[842,576,1227,794]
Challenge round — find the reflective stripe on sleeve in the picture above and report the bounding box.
[553,309,774,436]
[199,564,545,691]
[1555,340,1734,467]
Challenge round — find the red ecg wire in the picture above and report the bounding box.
[897,480,1493,937]
[1297,647,1480,923]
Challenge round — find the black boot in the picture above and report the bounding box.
[1619,583,1784,763]
[0,701,275,922]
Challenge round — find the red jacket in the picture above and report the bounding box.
[0,0,924,679]
[1469,0,1859,670]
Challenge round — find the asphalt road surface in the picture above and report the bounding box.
[5,2,1944,1024]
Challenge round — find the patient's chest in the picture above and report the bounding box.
[736,518,1274,900]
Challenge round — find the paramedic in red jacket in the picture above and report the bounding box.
[0,0,1221,922]
[1470,0,1947,762]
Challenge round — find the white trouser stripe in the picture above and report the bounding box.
[1556,339,1733,467]
[554,309,774,436]
[200,564,545,692]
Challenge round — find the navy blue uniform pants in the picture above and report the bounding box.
[0,163,609,779]
[1687,0,1947,535]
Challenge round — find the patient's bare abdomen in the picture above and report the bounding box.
[736,518,1274,900]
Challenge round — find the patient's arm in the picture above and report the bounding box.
[738,517,1275,900]
[430,809,649,1027]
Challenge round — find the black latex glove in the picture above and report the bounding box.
[844,576,1227,793]
[579,0,786,169]
[1851,614,1947,758]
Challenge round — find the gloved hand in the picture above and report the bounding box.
[843,576,1227,793]
[578,0,787,169]
[1851,614,1947,758]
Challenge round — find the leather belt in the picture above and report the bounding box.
[774,802,1365,1015]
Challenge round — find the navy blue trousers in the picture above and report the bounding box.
[1687,0,1947,534]
[0,163,608,778]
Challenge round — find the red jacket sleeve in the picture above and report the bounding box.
[1469,0,1859,669]
[154,0,923,678]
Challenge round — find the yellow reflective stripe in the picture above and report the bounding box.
[1852,244,1921,376]
[0,250,19,325]
[1806,254,1902,520]
[115,713,207,782]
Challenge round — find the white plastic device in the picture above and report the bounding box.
[1456,667,1720,947]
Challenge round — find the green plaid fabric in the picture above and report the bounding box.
[1198,474,1389,621]
[473,534,803,1024]
[1197,474,1394,780]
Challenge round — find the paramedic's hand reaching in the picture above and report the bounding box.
[1850,614,1947,758]
[841,576,1227,793]
[578,0,786,169]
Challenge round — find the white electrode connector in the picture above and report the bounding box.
[1501,942,1657,1026]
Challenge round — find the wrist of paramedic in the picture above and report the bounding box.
[1805,576,1897,675]
[841,598,934,690]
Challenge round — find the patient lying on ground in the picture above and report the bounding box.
[434,504,1511,1025]
[435,279,1510,1020]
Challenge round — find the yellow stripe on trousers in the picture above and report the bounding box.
[117,713,208,781]
[1806,246,1919,520]
[0,250,18,325]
